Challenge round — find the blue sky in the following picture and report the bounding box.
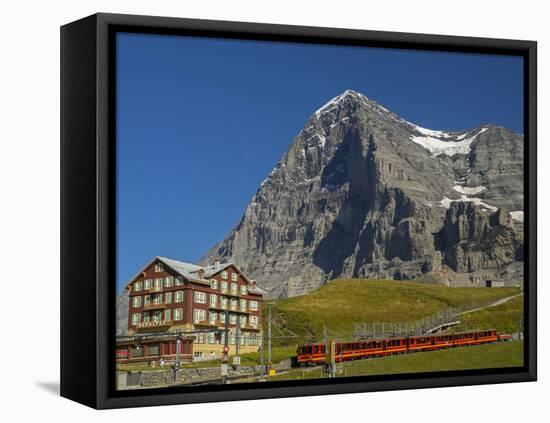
[116,32,523,291]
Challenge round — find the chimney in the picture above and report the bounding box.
[251,279,257,289]
[214,259,220,268]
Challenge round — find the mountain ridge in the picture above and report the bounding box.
[202,90,524,298]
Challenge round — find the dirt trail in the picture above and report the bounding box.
[461,293,523,316]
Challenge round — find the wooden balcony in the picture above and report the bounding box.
[146,286,163,293]
[193,319,218,328]
[143,302,166,311]
[240,323,261,331]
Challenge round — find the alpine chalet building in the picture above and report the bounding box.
[120,257,265,363]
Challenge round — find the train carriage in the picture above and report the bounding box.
[294,329,509,367]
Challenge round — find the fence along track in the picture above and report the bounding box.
[354,294,522,340]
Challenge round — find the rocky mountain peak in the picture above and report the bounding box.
[203,91,524,298]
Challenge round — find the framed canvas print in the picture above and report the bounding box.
[60,13,537,409]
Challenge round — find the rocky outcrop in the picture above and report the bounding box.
[437,202,522,273]
[116,290,129,336]
[202,90,524,298]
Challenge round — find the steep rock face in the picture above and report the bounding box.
[437,203,522,273]
[203,90,524,297]
[116,290,129,336]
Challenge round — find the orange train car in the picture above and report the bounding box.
[295,330,507,366]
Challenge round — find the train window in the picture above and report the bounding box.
[147,343,160,356]
[130,346,144,358]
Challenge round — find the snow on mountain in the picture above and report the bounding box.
[452,185,486,195]
[510,211,524,222]
[410,127,488,157]
[439,195,498,212]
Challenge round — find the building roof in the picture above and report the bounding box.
[125,256,266,295]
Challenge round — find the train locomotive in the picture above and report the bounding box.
[294,329,512,366]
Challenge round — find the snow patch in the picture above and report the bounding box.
[330,117,350,129]
[452,185,486,195]
[305,133,326,149]
[315,89,364,118]
[510,211,524,222]
[411,124,452,139]
[439,195,497,212]
[410,128,488,157]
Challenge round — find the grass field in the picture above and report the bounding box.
[117,280,522,373]
[266,279,521,345]
[454,294,524,333]
[270,341,524,381]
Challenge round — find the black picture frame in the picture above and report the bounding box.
[60,12,537,409]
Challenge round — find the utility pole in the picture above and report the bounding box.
[174,333,181,383]
[260,332,265,378]
[221,308,229,384]
[267,304,272,373]
[235,322,240,371]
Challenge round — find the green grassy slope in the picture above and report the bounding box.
[271,341,523,381]
[454,294,524,333]
[265,279,520,344]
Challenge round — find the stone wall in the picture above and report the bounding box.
[117,358,293,388]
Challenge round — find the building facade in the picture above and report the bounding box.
[119,257,265,363]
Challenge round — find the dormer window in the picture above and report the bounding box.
[155,262,164,272]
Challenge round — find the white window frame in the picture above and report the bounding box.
[211,279,218,290]
[209,311,217,324]
[240,284,247,295]
[240,299,247,312]
[175,276,184,286]
[220,312,226,324]
[221,296,228,309]
[134,281,142,291]
[249,300,259,311]
[144,279,153,290]
[221,271,228,280]
[144,295,152,305]
[164,276,173,287]
[165,292,172,304]
[132,296,142,308]
[131,313,141,325]
[230,283,237,295]
[249,315,258,327]
[231,272,238,282]
[229,313,237,324]
[154,278,163,290]
[220,281,228,293]
[194,291,206,304]
[175,291,184,303]
[230,298,237,311]
[193,308,206,323]
[174,308,183,321]
[209,294,217,307]
[164,309,171,321]
[155,262,164,272]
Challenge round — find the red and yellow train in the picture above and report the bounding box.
[295,330,512,366]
